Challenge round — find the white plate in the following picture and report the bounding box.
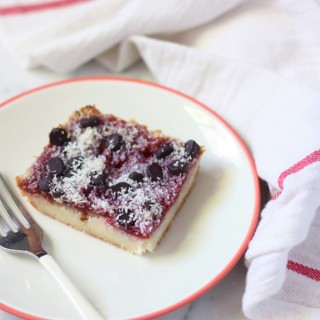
[0,77,260,320]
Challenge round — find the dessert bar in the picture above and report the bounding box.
[17,106,204,254]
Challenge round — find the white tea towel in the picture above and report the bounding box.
[1,1,320,319]
[0,0,244,72]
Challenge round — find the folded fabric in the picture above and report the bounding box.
[1,0,320,319]
[0,0,244,72]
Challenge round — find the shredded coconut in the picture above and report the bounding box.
[26,112,199,238]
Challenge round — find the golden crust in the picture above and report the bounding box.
[68,105,103,122]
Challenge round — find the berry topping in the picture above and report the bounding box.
[67,156,83,171]
[79,116,101,128]
[19,107,203,239]
[144,201,161,221]
[128,171,144,183]
[38,176,52,192]
[90,172,108,186]
[146,163,163,181]
[167,159,189,175]
[107,133,123,151]
[184,140,200,159]
[111,182,132,195]
[49,128,69,146]
[155,143,174,159]
[144,200,155,211]
[63,170,73,178]
[116,208,135,227]
[51,189,64,198]
[48,157,65,175]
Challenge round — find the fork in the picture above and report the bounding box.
[0,172,104,320]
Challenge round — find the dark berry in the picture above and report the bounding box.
[51,189,64,198]
[146,163,163,181]
[83,185,93,197]
[111,182,132,196]
[38,176,52,192]
[167,159,189,175]
[49,128,70,146]
[129,171,144,183]
[79,116,101,128]
[48,157,65,175]
[90,172,107,186]
[155,143,174,159]
[107,134,123,152]
[116,208,135,227]
[185,140,200,159]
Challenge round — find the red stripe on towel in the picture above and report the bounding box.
[271,191,281,200]
[287,260,320,282]
[278,149,320,190]
[0,0,89,15]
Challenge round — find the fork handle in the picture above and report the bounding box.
[39,254,105,320]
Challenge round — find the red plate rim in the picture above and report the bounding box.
[0,76,260,320]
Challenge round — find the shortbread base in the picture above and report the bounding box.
[21,162,200,255]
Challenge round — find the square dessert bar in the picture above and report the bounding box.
[17,106,204,254]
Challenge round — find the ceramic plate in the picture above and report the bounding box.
[0,78,260,320]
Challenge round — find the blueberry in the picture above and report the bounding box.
[110,182,132,196]
[49,128,70,146]
[90,172,108,186]
[38,176,52,192]
[49,127,70,146]
[128,171,144,183]
[116,208,135,227]
[107,134,123,152]
[48,157,65,175]
[167,159,189,175]
[155,143,174,159]
[184,140,200,159]
[80,116,101,128]
[146,163,163,181]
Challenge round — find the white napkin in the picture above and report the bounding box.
[1,0,320,319]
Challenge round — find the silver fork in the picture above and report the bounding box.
[0,172,104,320]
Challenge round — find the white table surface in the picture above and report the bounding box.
[0,42,249,320]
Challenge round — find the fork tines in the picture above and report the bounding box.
[0,172,29,234]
